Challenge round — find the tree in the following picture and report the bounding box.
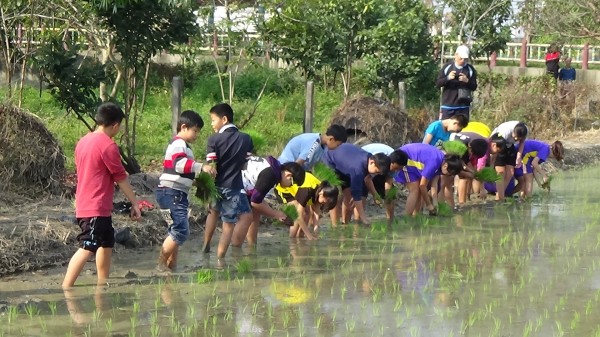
[444,0,512,64]
[96,0,196,172]
[31,0,196,173]
[0,0,45,101]
[361,0,436,103]
[261,0,399,99]
[535,0,600,42]
[34,36,105,133]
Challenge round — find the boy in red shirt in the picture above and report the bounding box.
[62,103,141,288]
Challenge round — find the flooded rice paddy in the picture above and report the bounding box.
[3,167,600,336]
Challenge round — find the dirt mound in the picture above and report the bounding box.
[0,105,66,198]
[330,96,415,148]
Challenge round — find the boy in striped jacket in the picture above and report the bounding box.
[155,110,216,272]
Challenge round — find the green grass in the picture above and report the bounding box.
[3,84,343,171]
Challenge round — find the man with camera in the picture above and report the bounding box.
[435,45,478,121]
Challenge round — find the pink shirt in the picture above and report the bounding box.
[75,132,128,217]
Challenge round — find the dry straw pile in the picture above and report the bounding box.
[0,104,66,198]
[330,95,414,148]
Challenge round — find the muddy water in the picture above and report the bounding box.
[2,168,600,337]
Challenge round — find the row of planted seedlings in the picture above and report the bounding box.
[444,199,600,336]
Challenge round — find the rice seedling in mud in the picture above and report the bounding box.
[196,269,215,284]
[24,303,39,319]
[312,163,342,187]
[437,202,453,217]
[6,305,18,325]
[235,259,252,274]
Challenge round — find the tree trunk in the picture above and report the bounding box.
[18,30,31,108]
[133,61,150,155]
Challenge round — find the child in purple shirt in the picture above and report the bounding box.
[513,140,564,197]
[393,143,463,216]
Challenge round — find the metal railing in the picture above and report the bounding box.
[12,27,600,65]
[442,41,600,64]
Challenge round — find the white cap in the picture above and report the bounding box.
[456,45,470,59]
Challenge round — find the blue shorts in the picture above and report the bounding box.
[484,178,516,195]
[155,187,190,246]
[213,187,251,223]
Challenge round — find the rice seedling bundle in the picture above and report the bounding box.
[281,203,299,221]
[474,167,502,182]
[541,175,553,190]
[194,172,219,203]
[312,163,342,187]
[437,202,453,217]
[442,140,468,156]
[384,185,399,202]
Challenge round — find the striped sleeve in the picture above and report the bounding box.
[167,139,202,174]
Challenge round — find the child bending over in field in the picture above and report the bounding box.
[275,173,339,239]
[513,140,564,198]
[394,143,462,216]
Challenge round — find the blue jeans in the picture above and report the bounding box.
[155,187,189,246]
[213,187,251,223]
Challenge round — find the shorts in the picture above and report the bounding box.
[484,178,516,195]
[441,107,470,120]
[494,144,517,167]
[337,170,352,190]
[213,187,251,224]
[362,174,386,198]
[156,187,190,246]
[76,216,115,253]
[394,167,421,184]
[515,158,537,177]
